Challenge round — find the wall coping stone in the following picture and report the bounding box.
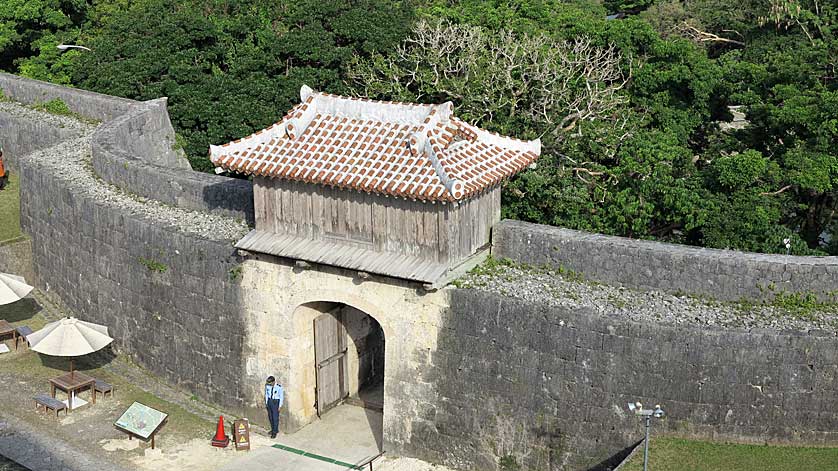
[493,219,838,301]
[0,73,254,222]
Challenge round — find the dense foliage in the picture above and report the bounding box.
[1,0,835,254]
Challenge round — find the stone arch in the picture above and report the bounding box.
[286,288,394,339]
[285,290,388,446]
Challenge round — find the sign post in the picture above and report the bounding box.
[233,418,251,451]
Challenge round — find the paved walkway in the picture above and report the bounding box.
[0,413,132,471]
[221,404,383,471]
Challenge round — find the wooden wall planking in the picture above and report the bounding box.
[252,177,502,266]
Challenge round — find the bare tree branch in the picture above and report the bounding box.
[760,185,793,196]
[681,22,745,46]
[346,20,631,139]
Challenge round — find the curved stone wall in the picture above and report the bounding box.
[0,73,254,223]
[91,99,254,222]
[494,219,838,302]
[422,289,838,470]
[0,89,251,414]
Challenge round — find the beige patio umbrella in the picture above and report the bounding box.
[0,273,34,305]
[29,317,114,376]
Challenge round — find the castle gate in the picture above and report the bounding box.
[214,85,540,451]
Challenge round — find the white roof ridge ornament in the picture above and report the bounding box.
[287,85,320,139]
[471,126,541,155]
[300,84,314,102]
[408,101,454,157]
[423,135,464,200]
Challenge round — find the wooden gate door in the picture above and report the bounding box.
[314,309,348,417]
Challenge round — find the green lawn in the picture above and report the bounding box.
[0,172,21,243]
[0,302,213,439]
[622,437,838,471]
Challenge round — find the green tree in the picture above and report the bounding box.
[0,0,89,82]
[70,0,414,171]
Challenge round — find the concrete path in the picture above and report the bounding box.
[221,404,383,471]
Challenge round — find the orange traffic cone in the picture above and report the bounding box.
[211,415,230,448]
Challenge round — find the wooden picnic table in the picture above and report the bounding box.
[50,371,96,411]
[0,320,17,351]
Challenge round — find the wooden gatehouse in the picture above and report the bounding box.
[210,86,540,286]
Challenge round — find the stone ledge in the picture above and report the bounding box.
[493,219,838,302]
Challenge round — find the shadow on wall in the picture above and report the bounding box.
[591,440,642,471]
[203,178,256,226]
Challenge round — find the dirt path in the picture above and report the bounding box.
[0,295,259,471]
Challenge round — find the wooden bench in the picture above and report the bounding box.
[34,394,67,417]
[94,379,114,399]
[15,326,32,349]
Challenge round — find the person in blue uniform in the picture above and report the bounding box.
[265,376,284,438]
[0,149,8,191]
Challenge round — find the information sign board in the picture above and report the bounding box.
[114,402,168,440]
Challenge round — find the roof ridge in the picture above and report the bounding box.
[452,117,542,155]
[209,87,540,203]
[301,85,433,125]
[407,102,465,200]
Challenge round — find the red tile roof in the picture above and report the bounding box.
[210,86,540,202]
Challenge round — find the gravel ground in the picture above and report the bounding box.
[456,261,838,333]
[376,456,456,471]
[4,101,249,241]
[0,101,96,133]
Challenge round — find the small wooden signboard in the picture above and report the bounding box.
[233,418,251,451]
[114,402,168,450]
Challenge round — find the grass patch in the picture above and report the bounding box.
[30,98,73,116]
[0,173,21,242]
[27,98,100,124]
[734,288,838,321]
[138,257,168,273]
[622,437,838,471]
[452,255,586,288]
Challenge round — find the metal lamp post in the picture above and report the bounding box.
[628,401,665,471]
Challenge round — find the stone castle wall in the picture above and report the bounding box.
[0,73,254,222]
[14,148,249,411]
[421,289,838,470]
[0,75,251,414]
[494,219,838,302]
[3,73,838,471]
[91,98,254,222]
[0,111,79,164]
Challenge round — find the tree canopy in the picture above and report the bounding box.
[1,0,835,255]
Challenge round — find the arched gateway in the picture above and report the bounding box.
[290,301,385,422]
[211,86,540,451]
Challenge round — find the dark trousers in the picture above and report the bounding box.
[266,399,280,434]
[0,175,7,190]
